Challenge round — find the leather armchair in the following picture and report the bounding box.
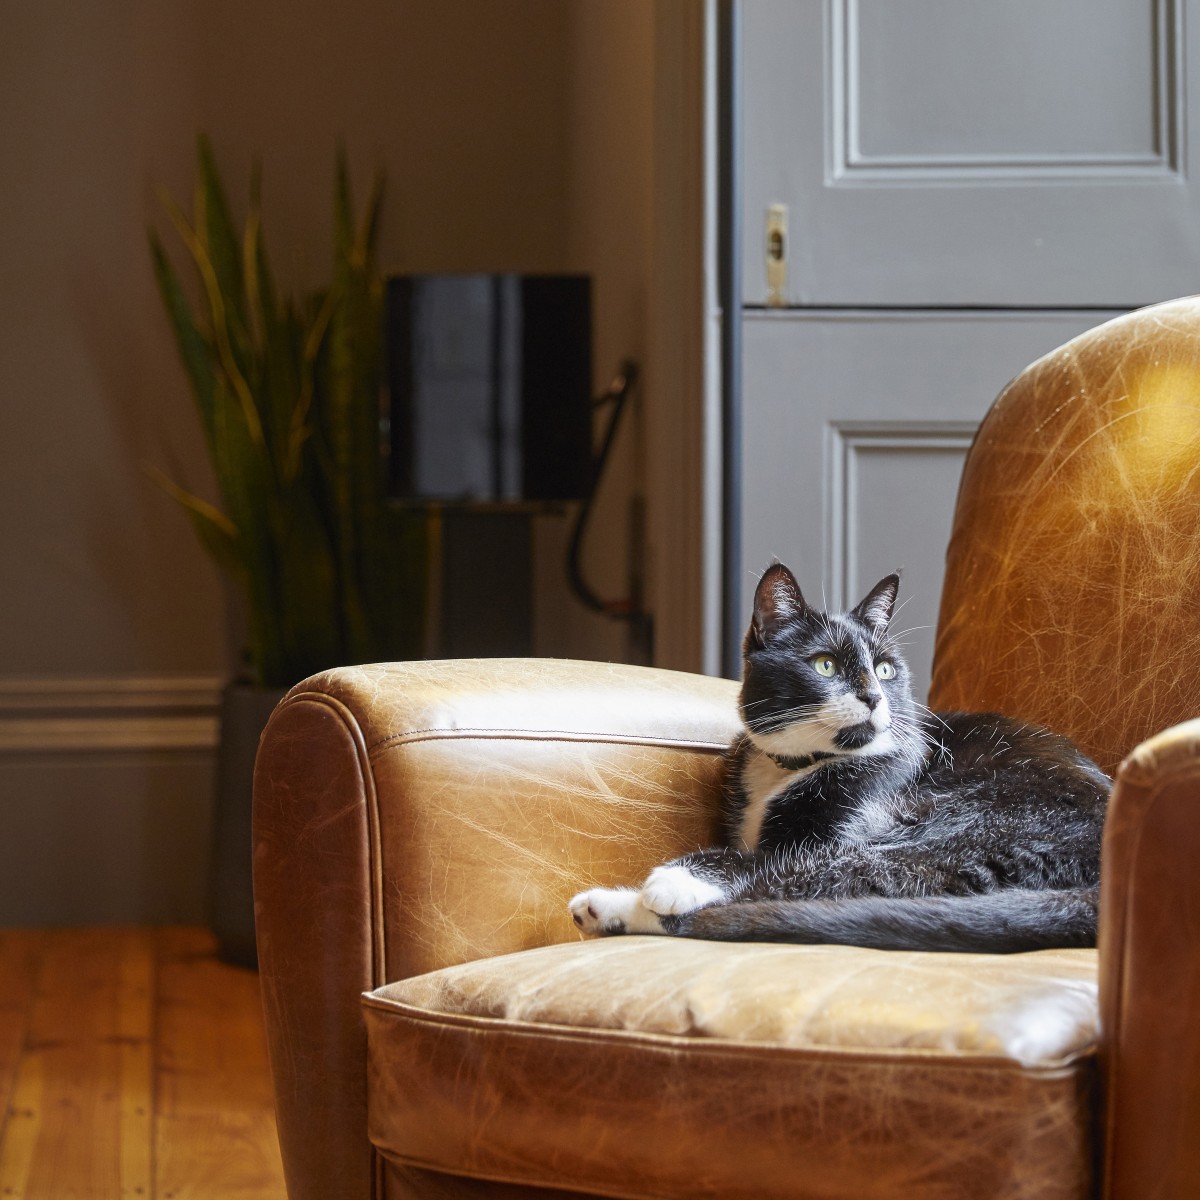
[254,297,1200,1200]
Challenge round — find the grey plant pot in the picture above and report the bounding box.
[210,680,288,969]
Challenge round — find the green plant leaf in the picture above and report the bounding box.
[355,170,385,267]
[242,158,266,354]
[196,133,248,339]
[144,465,243,578]
[161,188,267,453]
[148,231,218,452]
[361,504,429,662]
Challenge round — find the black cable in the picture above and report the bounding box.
[566,358,642,620]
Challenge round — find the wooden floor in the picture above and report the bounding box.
[0,927,287,1199]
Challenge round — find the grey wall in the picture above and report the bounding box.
[0,0,658,923]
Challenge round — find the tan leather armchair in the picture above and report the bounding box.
[254,297,1200,1200]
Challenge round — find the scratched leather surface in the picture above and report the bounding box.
[930,296,1200,776]
[364,940,1097,1199]
[253,658,740,1200]
[320,659,742,981]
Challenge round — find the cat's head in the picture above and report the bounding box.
[739,563,918,763]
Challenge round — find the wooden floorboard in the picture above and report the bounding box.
[0,928,286,1200]
[0,931,40,1100]
[154,928,285,1200]
[0,930,43,1198]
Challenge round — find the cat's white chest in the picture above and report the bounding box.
[736,747,819,850]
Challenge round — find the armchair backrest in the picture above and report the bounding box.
[930,296,1200,775]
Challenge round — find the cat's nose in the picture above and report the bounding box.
[860,691,881,711]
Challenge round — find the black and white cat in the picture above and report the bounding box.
[569,563,1110,953]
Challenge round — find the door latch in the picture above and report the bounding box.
[766,203,787,306]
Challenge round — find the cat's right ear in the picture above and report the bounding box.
[851,573,900,634]
[746,562,807,651]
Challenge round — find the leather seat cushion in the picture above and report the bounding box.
[363,937,1099,1200]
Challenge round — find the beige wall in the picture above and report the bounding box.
[191,0,574,282]
[0,0,663,922]
[537,2,656,663]
[1,1,219,679]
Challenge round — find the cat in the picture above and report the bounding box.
[569,562,1111,953]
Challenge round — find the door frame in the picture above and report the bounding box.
[646,0,728,676]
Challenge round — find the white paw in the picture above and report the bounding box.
[569,887,665,936]
[640,864,727,916]
[569,887,639,935]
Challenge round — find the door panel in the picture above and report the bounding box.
[739,310,1118,700]
[742,0,1196,306]
[852,1,1159,166]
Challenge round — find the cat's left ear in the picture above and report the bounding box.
[852,573,900,634]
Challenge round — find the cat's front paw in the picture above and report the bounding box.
[640,864,727,916]
[569,887,638,935]
[568,887,665,936]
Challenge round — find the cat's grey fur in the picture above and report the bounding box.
[569,563,1110,952]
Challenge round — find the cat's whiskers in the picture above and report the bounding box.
[906,700,954,732]
[742,696,824,715]
[754,706,827,730]
[890,623,932,640]
[747,698,829,723]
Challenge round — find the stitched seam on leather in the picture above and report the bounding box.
[1118,747,1200,789]
[362,995,1095,1072]
[367,727,731,757]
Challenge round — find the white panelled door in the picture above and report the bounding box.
[738,0,1200,697]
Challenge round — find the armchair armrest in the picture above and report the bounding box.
[252,658,739,1200]
[1099,718,1200,1200]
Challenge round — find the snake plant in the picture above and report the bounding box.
[149,135,425,687]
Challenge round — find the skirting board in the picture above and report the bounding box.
[0,676,222,754]
[0,676,224,923]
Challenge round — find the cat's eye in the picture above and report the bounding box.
[812,655,838,678]
[875,660,896,680]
